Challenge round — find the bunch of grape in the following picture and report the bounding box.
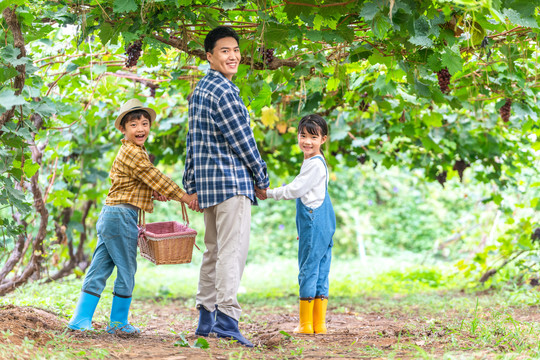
[500,98,512,122]
[149,86,157,98]
[436,68,451,94]
[452,160,470,183]
[532,228,540,242]
[359,92,369,112]
[259,47,275,65]
[399,110,406,123]
[357,154,367,164]
[436,171,447,187]
[125,40,142,68]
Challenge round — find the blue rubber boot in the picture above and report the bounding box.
[106,296,140,335]
[68,292,100,331]
[195,305,216,336]
[212,310,253,347]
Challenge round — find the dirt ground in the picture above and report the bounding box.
[1,300,538,359]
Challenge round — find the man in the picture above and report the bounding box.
[183,26,269,347]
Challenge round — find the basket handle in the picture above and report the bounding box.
[138,209,146,228]
[138,203,189,226]
[181,202,189,226]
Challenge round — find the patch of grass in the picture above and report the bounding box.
[0,331,110,360]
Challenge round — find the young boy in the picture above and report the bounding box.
[68,99,198,334]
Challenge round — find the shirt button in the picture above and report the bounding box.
[309,210,313,213]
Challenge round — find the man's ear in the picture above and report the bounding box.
[206,51,212,63]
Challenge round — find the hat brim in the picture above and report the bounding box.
[115,106,157,130]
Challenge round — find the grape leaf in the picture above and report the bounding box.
[0,45,29,67]
[0,89,27,108]
[441,50,463,75]
[113,0,138,13]
[360,1,380,21]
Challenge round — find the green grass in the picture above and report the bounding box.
[3,257,540,359]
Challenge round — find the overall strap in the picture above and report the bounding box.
[311,155,329,190]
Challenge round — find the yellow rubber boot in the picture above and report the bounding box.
[294,299,314,334]
[313,297,328,334]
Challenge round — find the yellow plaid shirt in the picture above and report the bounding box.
[105,139,186,213]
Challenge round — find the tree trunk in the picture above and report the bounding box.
[0,6,27,129]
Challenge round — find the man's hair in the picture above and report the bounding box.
[120,110,151,129]
[204,26,240,53]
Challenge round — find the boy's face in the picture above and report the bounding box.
[207,37,240,81]
[121,115,150,146]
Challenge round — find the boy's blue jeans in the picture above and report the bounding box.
[81,205,139,298]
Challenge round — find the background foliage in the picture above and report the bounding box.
[0,0,538,294]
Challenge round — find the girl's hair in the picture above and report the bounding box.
[298,114,329,158]
[120,109,152,129]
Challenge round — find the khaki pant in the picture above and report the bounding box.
[196,195,251,321]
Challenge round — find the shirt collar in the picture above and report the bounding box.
[121,138,146,151]
[207,69,239,93]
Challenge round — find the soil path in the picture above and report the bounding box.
[0,300,534,359]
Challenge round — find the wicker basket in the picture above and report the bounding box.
[138,203,198,265]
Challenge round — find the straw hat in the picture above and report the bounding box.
[114,99,157,130]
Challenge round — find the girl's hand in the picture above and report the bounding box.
[255,186,267,200]
[153,191,169,202]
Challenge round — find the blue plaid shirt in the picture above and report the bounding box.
[183,69,269,209]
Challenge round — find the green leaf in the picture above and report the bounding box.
[23,161,40,178]
[441,50,463,75]
[264,23,290,47]
[173,334,190,347]
[113,0,138,13]
[423,112,443,127]
[193,338,210,349]
[503,8,539,28]
[250,83,272,113]
[0,66,18,82]
[372,13,392,39]
[92,64,107,75]
[327,77,340,92]
[98,22,115,45]
[0,89,27,108]
[279,330,292,339]
[330,119,351,141]
[414,78,431,98]
[360,1,380,21]
[313,14,324,31]
[65,62,79,73]
[408,35,432,47]
[0,45,29,66]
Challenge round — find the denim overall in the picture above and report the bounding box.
[296,156,336,298]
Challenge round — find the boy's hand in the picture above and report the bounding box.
[255,186,267,200]
[153,191,169,202]
[181,193,202,212]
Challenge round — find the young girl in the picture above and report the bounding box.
[257,114,336,334]
[67,99,198,335]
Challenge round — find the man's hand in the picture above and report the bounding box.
[181,193,202,212]
[255,186,267,200]
[153,191,169,202]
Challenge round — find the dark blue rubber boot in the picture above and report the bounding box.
[195,305,216,336]
[106,296,140,335]
[212,310,253,347]
[68,292,100,331]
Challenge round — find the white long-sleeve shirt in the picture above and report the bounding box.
[267,156,328,209]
